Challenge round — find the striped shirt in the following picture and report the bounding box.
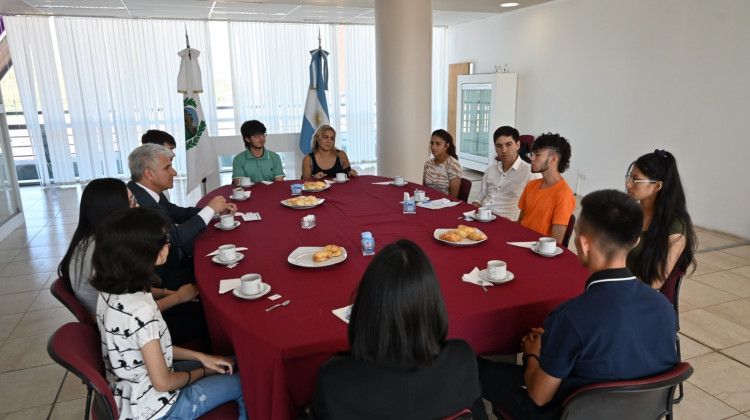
[423,156,462,195]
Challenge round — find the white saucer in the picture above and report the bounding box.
[333,178,350,183]
[471,212,497,222]
[214,221,240,231]
[238,183,254,188]
[212,253,245,265]
[229,195,249,201]
[232,283,271,300]
[478,269,515,284]
[531,245,563,257]
[390,181,407,187]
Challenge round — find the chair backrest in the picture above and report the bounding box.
[660,267,685,309]
[519,135,534,163]
[560,362,693,420]
[458,178,472,203]
[47,322,118,420]
[561,214,576,248]
[51,277,95,326]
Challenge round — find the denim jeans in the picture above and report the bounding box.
[162,360,247,420]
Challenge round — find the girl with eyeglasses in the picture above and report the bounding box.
[624,150,696,288]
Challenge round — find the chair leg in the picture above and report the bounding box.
[84,388,92,420]
[673,335,684,404]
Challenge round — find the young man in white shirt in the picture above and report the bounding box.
[472,126,540,220]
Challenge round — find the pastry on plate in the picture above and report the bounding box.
[439,231,462,242]
[304,181,327,190]
[313,245,343,261]
[286,196,319,206]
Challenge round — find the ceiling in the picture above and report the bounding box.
[0,0,555,27]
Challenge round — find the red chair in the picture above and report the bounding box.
[561,214,576,249]
[660,267,686,403]
[493,362,693,420]
[47,322,238,420]
[519,135,534,163]
[50,277,95,326]
[458,177,472,203]
[560,362,693,420]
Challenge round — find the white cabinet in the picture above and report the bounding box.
[455,73,517,172]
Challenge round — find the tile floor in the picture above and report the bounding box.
[1,178,749,420]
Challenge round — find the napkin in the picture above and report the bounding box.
[238,212,261,222]
[463,210,477,218]
[417,199,461,210]
[219,278,241,294]
[324,179,334,185]
[261,181,274,185]
[332,305,353,324]
[507,241,537,249]
[206,247,248,257]
[372,181,392,185]
[462,267,493,287]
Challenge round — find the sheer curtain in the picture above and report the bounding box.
[228,22,339,137]
[5,17,74,184]
[6,16,215,182]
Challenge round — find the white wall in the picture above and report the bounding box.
[447,0,750,240]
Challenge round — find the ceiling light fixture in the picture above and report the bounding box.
[500,2,519,7]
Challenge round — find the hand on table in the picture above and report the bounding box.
[206,196,228,214]
[175,284,199,303]
[225,202,238,215]
[348,169,358,177]
[313,171,326,180]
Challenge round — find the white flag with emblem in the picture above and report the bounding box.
[178,47,216,193]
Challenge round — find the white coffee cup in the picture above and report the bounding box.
[478,207,492,220]
[238,177,252,187]
[394,176,405,186]
[336,172,347,182]
[240,273,262,295]
[218,244,236,262]
[537,237,557,254]
[220,214,235,228]
[232,188,245,200]
[414,189,426,201]
[488,260,507,281]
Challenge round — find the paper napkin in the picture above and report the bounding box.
[371,181,392,185]
[461,267,493,287]
[506,241,537,249]
[417,199,461,210]
[261,181,274,185]
[332,305,353,324]
[239,212,261,222]
[219,278,241,294]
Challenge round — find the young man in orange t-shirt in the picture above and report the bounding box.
[517,133,575,244]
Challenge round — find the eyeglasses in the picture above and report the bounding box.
[625,175,657,185]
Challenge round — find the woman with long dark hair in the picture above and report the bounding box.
[423,129,462,198]
[310,239,483,420]
[625,150,696,288]
[58,178,206,347]
[91,208,246,419]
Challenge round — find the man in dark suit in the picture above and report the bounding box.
[127,143,236,289]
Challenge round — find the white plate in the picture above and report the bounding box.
[232,283,271,300]
[281,198,325,209]
[287,246,348,268]
[470,212,497,223]
[478,269,515,284]
[531,244,563,257]
[302,184,331,192]
[390,181,407,187]
[229,195,249,201]
[211,253,245,265]
[214,220,240,231]
[433,229,488,246]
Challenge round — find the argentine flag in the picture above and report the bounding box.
[300,48,330,155]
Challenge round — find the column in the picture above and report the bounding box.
[375,0,432,182]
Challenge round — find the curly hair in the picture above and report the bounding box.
[531,132,572,173]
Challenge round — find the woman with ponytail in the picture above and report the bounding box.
[625,150,696,288]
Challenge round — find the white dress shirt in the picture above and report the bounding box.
[474,156,541,220]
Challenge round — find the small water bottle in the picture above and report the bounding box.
[361,232,375,256]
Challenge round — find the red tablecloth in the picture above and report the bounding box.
[194,175,588,420]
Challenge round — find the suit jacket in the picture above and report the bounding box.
[128,181,206,289]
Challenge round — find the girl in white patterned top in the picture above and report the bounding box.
[423,129,462,198]
[92,208,247,420]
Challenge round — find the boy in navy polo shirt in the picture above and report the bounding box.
[478,189,678,420]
